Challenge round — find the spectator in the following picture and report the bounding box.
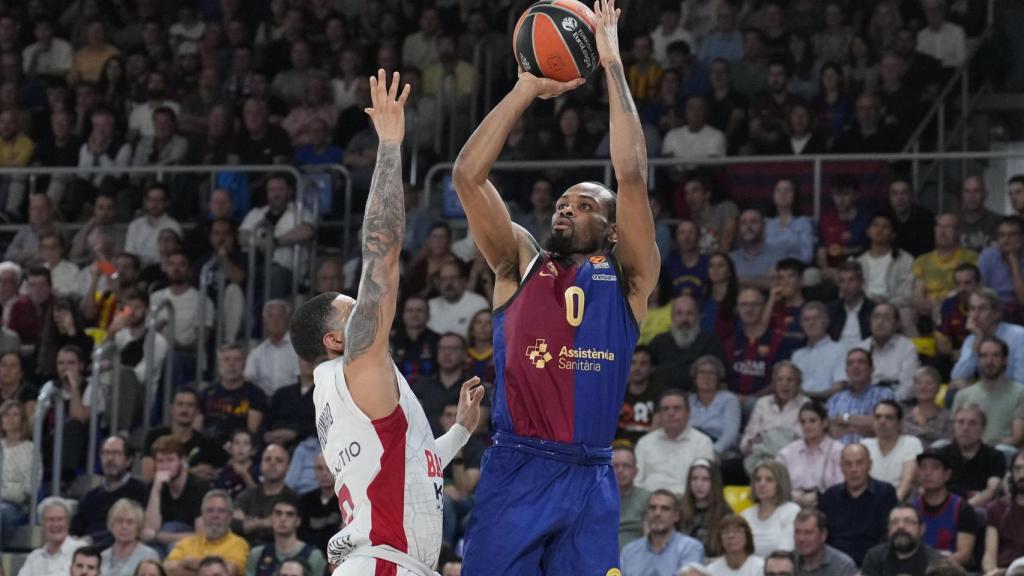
[0,399,31,548]
[68,194,117,265]
[827,262,877,348]
[982,449,1024,573]
[912,450,979,567]
[0,262,18,327]
[791,303,846,399]
[884,177,936,258]
[699,3,744,64]
[69,20,119,84]
[99,499,160,576]
[5,193,54,267]
[724,287,800,398]
[916,0,966,68]
[620,490,705,575]
[828,348,895,443]
[71,435,149,548]
[515,179,555,253]
[401,7,441,74]
[426,261,488,337]
[297,454,340,556]
[264,357,315,448]
[189,102,233,167]
[635,390,715,493]
[741,361,809,464]
[614,446,650,550]
[729,210,785,287]
[861,400,923,501]
[704,515,764,576]
[679,174,739,254]
[793,509,857,576]
[818,175,871,275]
[785,101,826,156]
[76,238,131,325]
[979,216,1024,311]
[281,76,337,148]
[238,175,312,298]
[759,2,789,59]
[106,289,168,388]
[23,18,73,79]
[951,336,1024,447]
[270,41,323,109]
[651,3,695,66]
[813,3,854,68]
[243,300,299,398]
[178,64,222,137]
[701,252,739,342]
[216,429,258,500]
[778,402,844,508]
[234,444,296,546]
[853,302,919,401]
[732,29,768,97]
[951,287,1024,387]
[138,228,180,290]
[329,48,364,110]
[130,107,188,174]
[201,344,268,443]
[844,35,880,95]
[150,252,214,359]
[127,71,181,141]
[34,110,82,216]
[854,213,916,308]
[689,355,742,455]
[618,347,663,445]
[664,221,709,297]
[226,99,292,202]
[740,461,800,557]
[662,96,727,160]
[165,490,249,576]
[0,111,34,219]
[958,175,1001,253]
[391,295,440,386]
[902,367,954,447]
[245,497,326,576]
[832,93,899,153]
[912,214,978,320]
[414,333,486,436]
[811,63,852,147]
[763,259,807,343]
[707,59,749,154]
[937,405,1007,507]
[18,497,87,576]
[436,400,485,549]
[7,267,54,357]
[861,505,942,576]
[680,459,728,555]
[143,434,211,548]
[35,232,79,298]
[748,60,802,153]
[66,546,101,576]
[124,184,183,266]
[820,444,899,565]
[764,179,814,263]
[649,294,724,391]
[313,259,344,295]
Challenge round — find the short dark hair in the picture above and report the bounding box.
[658,388,689,409]
[58,344,86,364]
[1009,174,1024,188]
[799,400,828,422]
[290,292,342,363]
[146,183,169,199]
[925,558,967,576]
[888,174,914,191]
[795,508,828,531]
[838,261,864,279]
[121,287,149,306]
[998,215,1024,234]
[72,546,101,566]
[831,173,859,191]
[775,258,805,275]
[174,386,200,404]
[272,494,301,514]
[874,398,903,421]
[633,345,652,360]
[764,550,796,568]
[954,262,981,282]
[276,558,312,576]
[870,210,896,229]
[977,335,1009,358]
[26,266,52,285]
[198,556,229,570]
[153,105,177,123]
[666,39,692,56]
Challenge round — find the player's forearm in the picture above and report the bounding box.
[452,82,533,187]
[604,60,647,187]
[436,423,471,468]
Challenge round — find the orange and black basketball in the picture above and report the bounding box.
[513,0,599,82]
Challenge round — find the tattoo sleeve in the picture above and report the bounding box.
[345,142,404,363]
[605,61,648,180]
[607,62,638,115]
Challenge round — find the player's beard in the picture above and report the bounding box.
[671,325,699,348]
[544,228,575,256]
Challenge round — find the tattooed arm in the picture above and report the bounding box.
[343,70,411,420]
[595,0,659,322]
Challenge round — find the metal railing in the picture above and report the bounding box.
[142,299,175,436]
[29,381,64,525]
[196,257,228,383]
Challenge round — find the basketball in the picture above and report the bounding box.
[513,0,599,82]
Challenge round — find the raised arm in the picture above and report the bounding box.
[343,70,410,420]
[595,0,659,320]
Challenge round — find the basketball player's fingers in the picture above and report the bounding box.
[461,376,481,394]
[397,83,411,107]
[367,74,378,109]
[375,68,386,101]
[388,70,400,101]
[471,385,485,404]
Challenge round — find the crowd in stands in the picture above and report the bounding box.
[0,1,1019,576]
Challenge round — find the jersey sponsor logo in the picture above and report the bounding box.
[425,450,443,478]
[332,441,362,476]
[589,255,611,269]
[527,339,617,371]
[316,403,334,451]
[539,261,559,278]
[733,358,767,377]
[592,273,617,281]
[526,339,554,368]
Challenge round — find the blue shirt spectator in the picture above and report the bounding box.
[730,244,786,280]
[283,436,320,495]
[294,143,343,166]
[621,530,705,576]
[765,216,815,263]
[978,245,1024,306]
[688,390,741,454]
[821,478,899,566]
[951,321,1024,384]
[791,337,847,395]
[826,384,894,443]
[698,31,744,64]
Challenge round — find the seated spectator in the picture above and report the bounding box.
[829,262,877,347]
[414,333,489,436]
[951,287,1024,387]
[138,228,180,290]
[912,214,977,320]
[641,68,685,135]
[127,71,181,141]
[143,435,211,548]
[193,218,247,344]
[142,388,226,482]
[1011,175,1024,219]
[729,210,785,287]
[982,449,1024,574]
[958,175,1001,253]
[297,454,340,556]
[245,496,326,576]
[649,294,724,392]
[244,300,300,398]
[41,345,102,477]
[786,102,827,155]
[18,497,88,576]
[677,173,737,254]
[861,505,942,576]
[811,63,853,147]
[855,213,915,308]
[662,96,727,160]
[664,221,710,297]
[99,498,160,576]
[748,60,803,154]
[680,459,728,555]
[651,3,695,66]
[740,461,800,557]
[791,302,847,399]
[704,515,764,576]
[951,336,1024,447]
[741,361,809,463]
[861,400,923,501]
[698,3,744,64]
[793,508,858,576]
[71,435,148,548]
[886,176,936,258]
[69,20,119,84]
[68,547,102,576]
[437,401,486,550]
[69,107,131,221]
[238,175,313,299]
[125,184,183,266]
[827,348,895,443]
[233,444,296,546]
[105,289,167,392]
[5,193,55,267]
[149,252,214,366]
[937,263,980,358]
[7,267,53,358]
[201,345,267,443]
[978,216,1024,312]
[391,296,440,386]
[427,261,488,337]
[34,111,83,229]
[724,287,801,399]
[688,355,741,455]
[625,35,663,104]
[281,76,337,148]
[313,258,345,295]
[912,450,979,568]
[36,296,94,380]
[853,302,920,401]
[763,259,808,343]
[215,429,258,500]
[226,98,292,204]
[615,446,650,550]
[130,107,188,178]
[916,0,966,68]
[902,367,953,447]
[264,357,315,449]
[778,402,844,508]
[621,490,705,574]
[635,390,715,493]
[165,490,249,576]
[0,262,19,326]
[821,444,899,565]
[23,18,73,79]
[38,231,80,297]
[817,175,871,276]
[765,179,814,263]
[0,399,31,547]
[618,347,663,445]
[937,405,1007,507]
[701,252,739,341]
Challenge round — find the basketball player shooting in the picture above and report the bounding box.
[453,1,660,573]
[288,70,485,576]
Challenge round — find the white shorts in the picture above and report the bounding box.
[331,557,422,576]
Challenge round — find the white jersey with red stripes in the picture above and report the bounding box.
[313,357,444,568]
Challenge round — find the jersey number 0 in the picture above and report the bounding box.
[564,287,585,326]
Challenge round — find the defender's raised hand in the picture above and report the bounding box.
[516,69,584,100]
[365,69,411,144]
[455,376,486,433]
[593,0,622,67]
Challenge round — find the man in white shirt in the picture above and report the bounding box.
[238,174,314,299]
[402,6,441,74]
[853,302,919,402]
[791,302,847,399]
[106,288,168,385]
[127,70,181,140]
[860,399,922,502]
[244,299,300,398]
[650,3,695,67]
[662,96,726,161]
[916,0,966,68]
[634,390,715,494]
[18,497,88,576]
[22,18,72,78]
[427,260,488,337]
[150,252,214,349]
[38,231,80,297]
[124,184,183,266]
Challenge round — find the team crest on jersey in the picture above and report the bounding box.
[316,403,334,451]
[589,255,611,269]
[526,339,553,368]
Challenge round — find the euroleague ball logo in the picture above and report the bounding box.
[561,16,578,32]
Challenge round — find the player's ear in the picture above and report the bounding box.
[323,330,345,354]
[607,222,619,245]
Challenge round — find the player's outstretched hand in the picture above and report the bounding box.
[365,69,410,144]
[516,69,584,100]
[593,0,622,67]
[455,376,486,433]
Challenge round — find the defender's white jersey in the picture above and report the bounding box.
[313,358,444,567]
